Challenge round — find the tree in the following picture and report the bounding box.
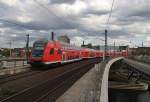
[2,48,10,57]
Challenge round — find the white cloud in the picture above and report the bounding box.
[146,36,150,42]
[0,0,150,47]
[17,15,32,23]
[0,0,20,6]
[71,36,84,46]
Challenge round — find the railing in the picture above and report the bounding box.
[0,58,28,69]
[100,57,123,102]
[129,55,150,64]
[72,62,107,102]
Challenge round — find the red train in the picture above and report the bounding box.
[30,39,128,67]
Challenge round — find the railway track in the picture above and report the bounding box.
[0,62,74,86]
[0,58,100,102]
[0,70,42,85]
[0,62,72,85]
[35,63,95,102]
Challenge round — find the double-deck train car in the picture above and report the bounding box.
[30,39,102,67]
[30,39,128,67]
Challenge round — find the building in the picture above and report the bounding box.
[57,35,70,44]
[81,43,93,49]
[119,46,129,51]
[12,48,26,57]
[81,43,128,51]
[129,47,150,55]
[81,43,101,50]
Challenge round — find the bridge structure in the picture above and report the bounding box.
[99,57,150,102]
[0,57,150,102]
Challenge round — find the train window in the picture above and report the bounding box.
[57,49,62,54]
[50,48,54,55]
[32,43,45,57]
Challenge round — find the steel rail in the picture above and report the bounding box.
[1,59,99,102]
[35,64,94,102]
[0,70,41,85]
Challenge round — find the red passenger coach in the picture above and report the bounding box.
[30,39,83,67]
[80,48,90,58]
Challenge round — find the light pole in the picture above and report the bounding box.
[9,41,12,58]
[113,41,115,57]
[26,34,29,63]
[104,29,108,60]
[94,37,105,60]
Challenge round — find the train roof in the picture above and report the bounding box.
[34,39,103,52]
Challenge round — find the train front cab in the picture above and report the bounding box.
[30,40,48,66]
[30,41,62,67]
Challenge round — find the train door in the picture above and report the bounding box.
[56,48,62,61]
[62,52,66,61]
[55,48,59,61]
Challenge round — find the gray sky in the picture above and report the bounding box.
[0,0,150,48]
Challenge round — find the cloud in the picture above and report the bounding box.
[0,0,150,47]
[0,0,20,6]
[146,36,150,42]
[50,0,75,4]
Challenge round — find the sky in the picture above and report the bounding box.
[0,0,150,48]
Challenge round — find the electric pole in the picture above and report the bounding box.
[83,40,84,46]
[142,42,143,47]
[104,29,108,60]
[26,34,29,63]
[113,41,115,57]
[9,41,12,58]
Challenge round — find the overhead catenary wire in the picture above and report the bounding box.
[0,18,32,29]
[33,0,72,28]
[0,18,39,48]
[104,0,116,54]
[77,31,105,45]
[27,0,107,46]
[102,0,116,59]
[33,0,102,45]
[106,0,115,29]
[0,0,115,47]
[33,0,60,19]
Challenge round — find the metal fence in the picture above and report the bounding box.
[131,55,150,64]
[0,58,28,69]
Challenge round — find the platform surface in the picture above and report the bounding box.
[56,63,102,102]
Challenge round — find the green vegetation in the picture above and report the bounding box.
[1,48,10,57]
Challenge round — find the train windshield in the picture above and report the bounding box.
[32,42,46,57]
